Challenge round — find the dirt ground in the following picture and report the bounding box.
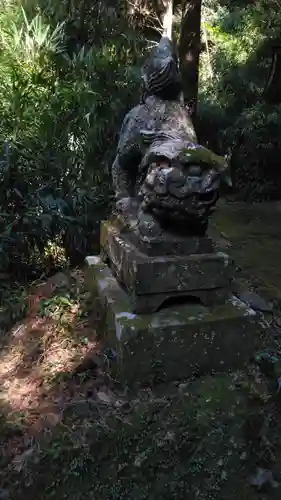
[1,200,281,499]
[212,200,281,307]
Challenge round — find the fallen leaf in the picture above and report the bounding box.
[96,391,112,405]
[134,451,147,467]
[221,470,227,480]
[250,468,280,490]
[12,447,34,472]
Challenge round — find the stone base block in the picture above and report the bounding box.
[100,219,231,313]
[115,212,214,256]
[85,256,268,386]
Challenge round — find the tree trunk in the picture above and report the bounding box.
[179,0,202,119]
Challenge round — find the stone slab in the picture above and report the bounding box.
[85,256,269,386]
[100,220,231,313]
[127,229,214,257]
[115,212,214,256]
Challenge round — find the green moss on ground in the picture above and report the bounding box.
[4,370,281,500]
[212,200,281,306]
[2,201,281,499]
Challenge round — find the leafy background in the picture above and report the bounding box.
[0,0,281,305]
[199,0,281,200]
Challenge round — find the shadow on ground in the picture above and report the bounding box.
[0,269,106,487]
[2,201,281,499]
[212,199,281,307]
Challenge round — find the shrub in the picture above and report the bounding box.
[199,0,281,200]
[0,0,145,289]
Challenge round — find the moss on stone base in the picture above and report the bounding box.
[85,256,270,386]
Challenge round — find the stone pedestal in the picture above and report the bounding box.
[85,256,268,386]
[85,217,271,386]
[100,219,232,314]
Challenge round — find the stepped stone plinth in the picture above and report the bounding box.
[85,253,268,386]
[100,218,231,314]
[85,214,270,385]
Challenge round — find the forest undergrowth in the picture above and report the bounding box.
[2,0,281,497]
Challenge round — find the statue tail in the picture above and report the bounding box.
[162,0,173,41]
[141,0,182,100]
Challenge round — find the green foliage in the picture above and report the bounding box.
[199,0,281,200]
[0,0,144,291]
[3,0,281,297]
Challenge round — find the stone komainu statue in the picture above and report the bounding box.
[111,26,231,238]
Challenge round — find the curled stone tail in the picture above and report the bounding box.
[162,0,173,40]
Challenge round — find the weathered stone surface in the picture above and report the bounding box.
[85,256,269,386]
[130,231,214,257]
[116,211,214,256]
[100,219,231,313]
[111,9,231,242]
[116,287,230,315]
[111,94,230,238]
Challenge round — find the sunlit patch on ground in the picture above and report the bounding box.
[2,203,281,499]
[0,270,103,453]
